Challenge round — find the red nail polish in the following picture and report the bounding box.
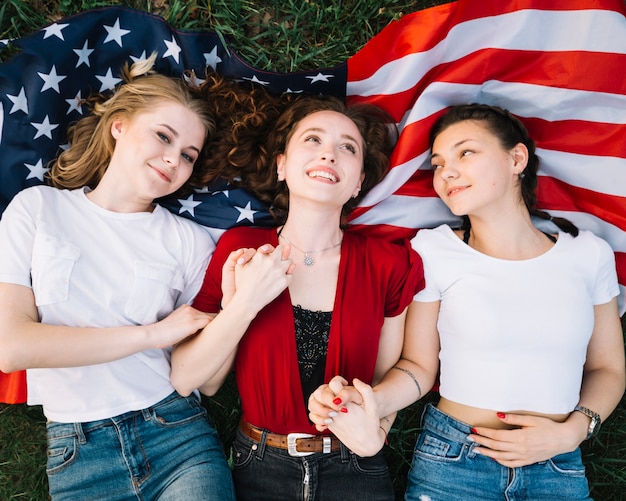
[471,428,478,434]
[497,412,506,419]
[340,407,348,413]
[333,397,342,405]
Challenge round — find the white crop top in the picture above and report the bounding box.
[412,225,619,414]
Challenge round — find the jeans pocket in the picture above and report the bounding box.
[414,430,465,463]
[350,450,390,476]
[46,431,79,475]
[150,394,207,428]
[232,432,256,469]
[547,450,586,477]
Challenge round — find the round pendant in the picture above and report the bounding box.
[304,255,315,266]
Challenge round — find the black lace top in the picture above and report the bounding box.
[293,305,332,408]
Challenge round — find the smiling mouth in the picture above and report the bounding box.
[307,170,338,182]
[447,186,467,197]
[150,165,171,183]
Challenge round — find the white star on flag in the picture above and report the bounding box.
[7,88,28,114]
[245,75,270,86]
[103,18,130,47]
[65,91,84,115]
[38,66,66,93]
[31,116,59,140]
[306,72,333,84]
[163,36,182,63]
[204,47,222,69]
[178,194,202,217]
[96,68,122,92]
[43,23,69,41]
[130,51,149,64]
[24,159,48,181]
[235,201,257,223]
[73,40,94,67]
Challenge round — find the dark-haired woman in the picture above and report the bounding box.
[309,103,625,500]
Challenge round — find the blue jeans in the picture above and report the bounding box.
[232,427,394,501]
[405,404,592,501]
[46,391,235,501]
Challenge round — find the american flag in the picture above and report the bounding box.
[1,0,625,402]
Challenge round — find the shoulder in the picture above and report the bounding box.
[411,224,455,250]
[4,185,74,215]
[153,207,216,249]
[345,231,420,270]
[561,230,614,255]
[572,230,616,261]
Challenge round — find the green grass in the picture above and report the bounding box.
[1,0,626,499]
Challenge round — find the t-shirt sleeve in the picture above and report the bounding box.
[176,225,215,307]
[410,229,441,303]
[384,239,426,317]
[0,190,36,287]
[591,233,620,305]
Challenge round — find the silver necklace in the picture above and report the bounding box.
[277,228,342,266]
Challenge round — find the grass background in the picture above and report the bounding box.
[1,0,625,499]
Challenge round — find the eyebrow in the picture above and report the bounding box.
[431,138,472,160]
[158,123,201,154]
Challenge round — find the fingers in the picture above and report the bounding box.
[328,375,349,395]
[353,378,375,408]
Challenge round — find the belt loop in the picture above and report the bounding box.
[73,422,87,445]
[254,429,268,459]
[339,441,350,462]
[141,407,151,422]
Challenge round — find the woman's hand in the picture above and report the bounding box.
[221,244,293,309]
[309,375,364,431]
[149,304,214,349]
[468,412,587,467]
[309,377,385,457]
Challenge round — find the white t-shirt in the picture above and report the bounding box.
[412,224,619,414]
[0,186,216,422]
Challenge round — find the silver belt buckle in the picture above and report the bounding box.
[287,432,315,457]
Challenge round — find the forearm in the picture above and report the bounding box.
[373,358,435,419]
[170,296,256,396]
[0,320,154,372]
[569,366,626,440]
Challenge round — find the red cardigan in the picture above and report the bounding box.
[194,226,424,435]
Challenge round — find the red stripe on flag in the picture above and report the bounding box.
[537,177,626,231]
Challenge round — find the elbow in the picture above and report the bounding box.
[0,344,26,373]
[170,371,195,398]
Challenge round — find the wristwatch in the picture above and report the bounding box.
[574,405,601,440]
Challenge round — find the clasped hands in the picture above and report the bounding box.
[308,376,387,457]
[221,243,295,310]
[308,377,584,466]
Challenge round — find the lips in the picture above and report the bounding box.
[446,185,468,197]
[150,164,172,183]
[306,168,339,183]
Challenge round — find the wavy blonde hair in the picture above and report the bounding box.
[48,54,215,190]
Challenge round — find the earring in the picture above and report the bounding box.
[518,171,526,180]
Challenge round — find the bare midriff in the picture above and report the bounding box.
[438,397,570,429]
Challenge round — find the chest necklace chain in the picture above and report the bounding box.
[277,227,342,266]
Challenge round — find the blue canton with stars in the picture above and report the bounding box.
[0,6,346,229]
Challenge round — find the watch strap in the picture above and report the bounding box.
[573,405,601,439]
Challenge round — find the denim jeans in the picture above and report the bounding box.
[232,427,394,501]
[46,391,235,501]
[405,404,592,501]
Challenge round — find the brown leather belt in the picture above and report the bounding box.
[239,421,341,457]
